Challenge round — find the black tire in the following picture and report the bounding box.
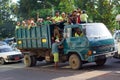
[24,55,36,67]
[31,56,37,66]
[69,54,82,70]
[95,58,106,66]
[0,58,6,65]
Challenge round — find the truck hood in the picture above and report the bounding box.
[89,38,114,47]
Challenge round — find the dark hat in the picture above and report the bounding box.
[82,10,86,13]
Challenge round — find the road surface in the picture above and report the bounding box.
[0,58,120,80]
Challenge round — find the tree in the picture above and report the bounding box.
[0,21,15,39]
[17,0,119,31]
[58,0,75,13]
[0,0,11,24]
[75,0,117,30]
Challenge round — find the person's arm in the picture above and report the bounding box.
[57,38,65,46]
[86,14,88,18]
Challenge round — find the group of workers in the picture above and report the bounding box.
[16,8,88,29]
[16,8,88,69]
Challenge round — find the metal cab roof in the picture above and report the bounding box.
[64,23,104,29]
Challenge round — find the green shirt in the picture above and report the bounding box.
[80,14,88,22]
[44,21,52,25]
[75,33,83,37]
[15,26,20,29]
[52,16,63,22]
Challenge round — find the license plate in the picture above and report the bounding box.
[15,57,19,60]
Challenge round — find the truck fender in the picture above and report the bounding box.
[67,51,84,60]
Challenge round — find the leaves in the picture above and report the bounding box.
[0,0,120,38]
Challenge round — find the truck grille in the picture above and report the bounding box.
[92,44,114,53]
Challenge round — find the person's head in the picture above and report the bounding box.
[22,21,26,23]
[77,8,81,12]
[72,10,77,16]
[55,11,60,17]
[21,20,27,27]
[82,10,86,14]
[31,20,35,26]
[46,16,51,20]
[77,8,81,15]
[27,19,31,25]
[76,28,82,35]
[16,21,20,26]
[37,18,43,23]
[61,12,66,18]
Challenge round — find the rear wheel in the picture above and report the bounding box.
[24,55,36,67]
[0,58,6,65]
[95,58,106,66]
[69,54,82,70]
[31,56,36,66]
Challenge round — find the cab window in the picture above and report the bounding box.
[72,27,83,37]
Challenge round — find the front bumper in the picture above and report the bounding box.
[87,51,116,62]
[5,59,23,63]
[5,55,23,62]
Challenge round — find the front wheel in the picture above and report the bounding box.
[69,54,82,70]
[0,58,6,65]
[95,58,106,66]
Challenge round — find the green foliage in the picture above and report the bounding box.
[10,3,19,16]
[0,0,11,24]
[38,9,52,18]
[0,21,15,38]
[58,0,75,13]
[19,0,38,19]
[0,0,120,38]
[74,0,119,30]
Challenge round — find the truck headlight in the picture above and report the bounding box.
[93,51,96,54]
[110,47,114,51]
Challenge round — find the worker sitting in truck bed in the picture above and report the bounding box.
[15,21,21,30]
[52,11,63,23]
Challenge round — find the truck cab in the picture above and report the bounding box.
[63,23,116,69]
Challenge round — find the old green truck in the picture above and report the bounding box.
[16,23,116,70]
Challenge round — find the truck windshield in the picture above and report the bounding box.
[85,23,112,39]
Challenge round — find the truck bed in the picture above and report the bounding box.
[15,25,52,49]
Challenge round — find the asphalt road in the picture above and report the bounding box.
[0,58,120,80]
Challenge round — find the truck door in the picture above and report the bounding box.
[64,27,89,54]
[70,27,88,49]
